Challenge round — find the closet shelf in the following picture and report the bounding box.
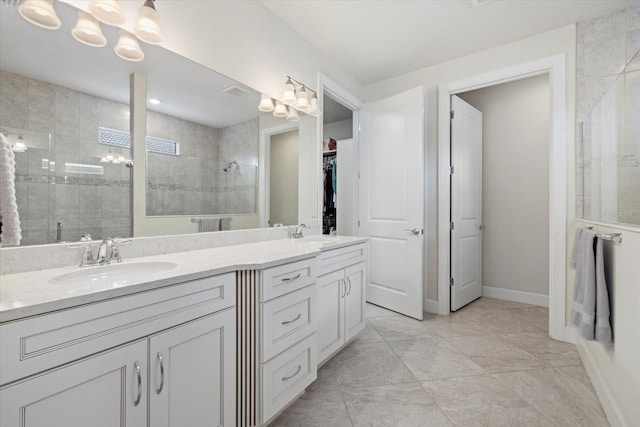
[323,150,337,156]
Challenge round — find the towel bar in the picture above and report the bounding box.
[586,227,623,244]
[191,218,201,223]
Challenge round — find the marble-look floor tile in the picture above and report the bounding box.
[343,383,453,427]
[421,375,554,427]
[309,341,416,392]
[269,389,352,427]
[351,321,384,344]
[388,338,486,380]
[448,334,547,374]
[493,367,610,427]
[368,314,440,341]
[365,302,398,318]
[499,332,582,367]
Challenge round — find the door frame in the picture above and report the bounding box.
[317,73,363,233]
[437,55,569,342]
[258,121,299,227]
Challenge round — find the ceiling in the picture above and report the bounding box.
[261,0,637,85]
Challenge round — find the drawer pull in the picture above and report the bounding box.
[282,314,302,325]
[347,277,352,296]
[281,273,302,282]
[133,361,142,407]
[282,364,302,381]
[156,352,165,395]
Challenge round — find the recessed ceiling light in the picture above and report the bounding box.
[149,98,161,105]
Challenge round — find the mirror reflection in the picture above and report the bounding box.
[0,0,318,246]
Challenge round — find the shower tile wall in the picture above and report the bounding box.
[146,111,258,216]
[576,5,640,225]
[0,70,131,245]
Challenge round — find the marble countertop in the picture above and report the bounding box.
[0,236,367,323]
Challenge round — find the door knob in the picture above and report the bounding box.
[405,228,421,235]
[479,224,486,230]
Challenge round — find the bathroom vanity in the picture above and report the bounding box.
[0,236,367,427]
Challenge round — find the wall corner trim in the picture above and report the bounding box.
[576,340,629,427]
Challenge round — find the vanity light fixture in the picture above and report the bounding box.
[134,0,163,44]
[88,0,125,26]
[100,151,130,166]
[258,94,275,112]
[18,0,61,30]
[71,10,107,47]
[286,106,300,122]
[114,29,144,62]
[12,135,28,153]
[273,100,288,118]
[278,76,321,117]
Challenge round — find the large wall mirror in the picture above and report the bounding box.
[0,0,318,246]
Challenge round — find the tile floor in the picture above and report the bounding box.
[271,298,609,427]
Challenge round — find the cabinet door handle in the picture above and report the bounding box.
[281,365,302,382]
[282,313,302,325]
[156,352,165,395]
[281,273,301,282]
[347,276,352,296]
[341,278,346,298]
[133,361,142,407]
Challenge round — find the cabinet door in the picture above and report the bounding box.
[149,308,235,427]
[344,262,367,342]
[0,340,147,427]
[317,270,345,364]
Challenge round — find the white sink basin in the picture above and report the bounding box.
[49,262,178,288]
[296,236,339,245]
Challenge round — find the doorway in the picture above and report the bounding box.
[450,75,551,311]
[438,55,568,341]
[269,129,299,226]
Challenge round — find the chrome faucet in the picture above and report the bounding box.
[291,223,310,239]
[96,238,114,264]
[70,238,132,267]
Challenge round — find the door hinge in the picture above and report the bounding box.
[450,110,454,119]
[450,222,454,230]
[450,165,454,175]
[357,220,361,227]
[358,171,360,179]
[450,278,454,287]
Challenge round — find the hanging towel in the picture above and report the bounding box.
[0,133,22,246]
[220,216,232,231]
[199,217,221,232]
[570,228,612,343]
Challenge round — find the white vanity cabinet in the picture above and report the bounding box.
[317,243,367,365]
[0,273,235,427]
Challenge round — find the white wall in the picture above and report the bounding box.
[62,1,364,102]
[459,75,550,299]
[324,119,353,141]
[270,130,299,226]
[364,25,576,301]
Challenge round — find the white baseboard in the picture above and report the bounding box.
[424,299,439,314]
[563,326,576,344]
[482,286,549,307]
[576,340,628,427]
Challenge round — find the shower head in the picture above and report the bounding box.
[223,160,238,172]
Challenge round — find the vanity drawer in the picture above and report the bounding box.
[261,258,317,302]
[261,333,317,423]
[318,243,367,276]
[261,285,316,362]
[0,272,234,386]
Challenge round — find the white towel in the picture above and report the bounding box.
[0,133,22,246]
[199,217,221,232]
[570,228,612,343]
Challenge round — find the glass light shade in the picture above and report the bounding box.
[286,106,300,122]
[134,2,163,45]
[105,152,114,162]
[89,0,125,26]
[258,94,275,112]
[273,101,288,118]
[100,157,109,163]
[282,79,297,106]
[296,88,310,112]
[72,10,107,47]
[12,136,27,152]
[114,30,144,62]
[18,0,61,30]
[308,94,321,117]
[117,155,125,163]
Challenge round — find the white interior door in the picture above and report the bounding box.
[450,95,483,311]
[337,138,354,235]
[359,87,425,320]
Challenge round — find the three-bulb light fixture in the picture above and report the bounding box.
[100,151,133,166]
[17,0,163,62]
[258,77,321,122]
